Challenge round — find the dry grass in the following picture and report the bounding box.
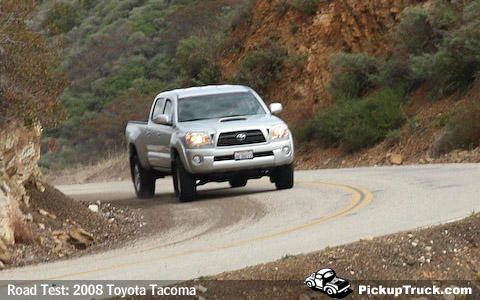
[43,152,130,185]
[13,215,34,244]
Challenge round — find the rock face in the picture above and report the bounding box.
[0,122,42,245]
[390,154,403,165]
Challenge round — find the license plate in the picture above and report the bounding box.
[234,150,254,160]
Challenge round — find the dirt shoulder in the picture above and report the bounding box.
[1,182,145,269]
[42,153,130,186]
[148,214,479,299]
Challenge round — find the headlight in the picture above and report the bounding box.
[270,124,289,140]
[186,132,212,146]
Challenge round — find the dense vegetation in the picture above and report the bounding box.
[39,0,257,167]
[298,0,480,153]
[0,0,66,128]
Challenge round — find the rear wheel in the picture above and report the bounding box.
[175,157,196,202]
[325,287,335,295]
[229,177,248,188]
[131,155,155,198]
[272,164,294,190]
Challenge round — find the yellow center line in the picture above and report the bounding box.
[9,181,372,282]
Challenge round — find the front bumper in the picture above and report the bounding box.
[183,137,294,174]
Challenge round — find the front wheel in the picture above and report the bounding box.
[175,157,196,202]
[131,155,155,199]
[272,164,294,190]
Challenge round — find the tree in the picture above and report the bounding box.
[0,0,67,128]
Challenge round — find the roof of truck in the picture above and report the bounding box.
[156,85,252,99]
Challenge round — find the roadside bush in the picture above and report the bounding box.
[447,102,480,150]
[233,44,288,97]
[385,129,402,147]
[306,88,406,151]
[328,53,380,100]
[291,0,320,16]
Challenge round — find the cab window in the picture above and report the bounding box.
[151,98,164,119]
[163,99,173,120]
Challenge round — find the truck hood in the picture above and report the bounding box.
[176,114,285,133]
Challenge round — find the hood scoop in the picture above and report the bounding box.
[219,117,247,122]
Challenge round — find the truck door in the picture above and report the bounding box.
[146,98,174,170]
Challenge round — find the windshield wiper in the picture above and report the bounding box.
[180,117,212,122]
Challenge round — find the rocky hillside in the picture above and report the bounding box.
[222,0,416,123]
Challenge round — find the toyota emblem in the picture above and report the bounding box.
[236,133,247,142]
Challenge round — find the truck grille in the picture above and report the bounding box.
[217,130,266,147]
[214,151,274,162]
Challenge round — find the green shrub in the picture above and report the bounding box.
[385,129,402,147]
[463,0,480,22]
[307,88,406,151]
[389,8,437,56]
[292,0,320,16]
[176,36,224,85]
[370,57,417,92]
[43,2,79,35]
[289,24,298,34]
[329,53,380,100]
[435,114,450,127]
[410,20,480,98]
[233,44,288,97]
[448,102,480,149]
[431,2,457,31]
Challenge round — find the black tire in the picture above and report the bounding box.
[131,155,155,198]
[229,177,248,188]
[326,287,335,296]
[273,164,294,190]
[175,157,196,202]
[172,165,180,196]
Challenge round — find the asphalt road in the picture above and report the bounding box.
[1,164,479,281]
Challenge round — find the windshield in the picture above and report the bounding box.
[178,92,266,122]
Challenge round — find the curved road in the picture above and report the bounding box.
[1,164,479,281]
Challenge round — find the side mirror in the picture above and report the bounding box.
[153,114,171,125]
[269,103,283,115]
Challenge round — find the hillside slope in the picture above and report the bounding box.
[221,0,480,167]
[222,0,416,124]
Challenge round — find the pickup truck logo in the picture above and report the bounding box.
[304,268,352,298]
[236,132,247,142]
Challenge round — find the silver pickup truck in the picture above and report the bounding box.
[125,85,294,201]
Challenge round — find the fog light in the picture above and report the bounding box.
[192,155,203,164]
[282,146,291,155]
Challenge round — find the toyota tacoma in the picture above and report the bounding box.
[125,85,294,201]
